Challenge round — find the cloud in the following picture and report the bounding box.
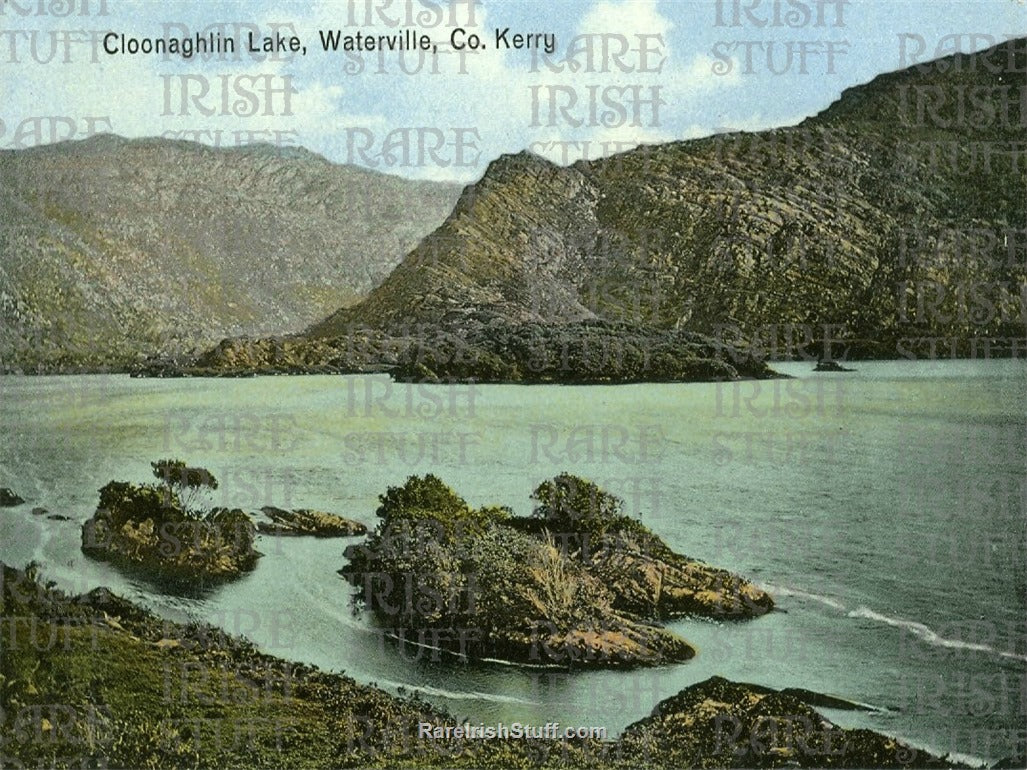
[577,0,673,39]
[6,0,1015,180]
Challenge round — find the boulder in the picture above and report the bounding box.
[815,360,855,372]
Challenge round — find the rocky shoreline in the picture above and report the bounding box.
[0,561,969,768]
[256,506,368,537]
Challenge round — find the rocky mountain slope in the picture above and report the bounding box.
[0,136,461,372]
[307,38,1026,361]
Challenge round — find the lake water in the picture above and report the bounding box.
[1,361,1025,765]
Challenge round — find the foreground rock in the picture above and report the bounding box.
[1,487,25,506]
[257,506,367,537]
[1,562,962,769]
[618,676,957,768]
[342,474,772,668]
[80,461,260,582]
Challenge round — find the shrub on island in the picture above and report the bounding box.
[81,460,260,582]
[342,473,774,668]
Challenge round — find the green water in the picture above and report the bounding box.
[1,360,1024,765]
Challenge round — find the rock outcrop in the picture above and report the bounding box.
[82,504,260,581]
[0,488,25,506]
[618,676,956,768]
[584,530,774,620]
[80,467,260,582]
[814,360,856,372]
[257,506,367,537]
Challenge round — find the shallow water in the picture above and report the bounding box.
[1,360,1024,764]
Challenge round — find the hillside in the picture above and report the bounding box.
[0,136,461,372]
[307,38,1026,362]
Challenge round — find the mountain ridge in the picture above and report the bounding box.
[0,134,462,372]
[302,37,1025,363]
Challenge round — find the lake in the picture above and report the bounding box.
[1,360,1024,766]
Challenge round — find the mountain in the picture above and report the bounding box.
[0,135,461,372]
[307,38,1026,362]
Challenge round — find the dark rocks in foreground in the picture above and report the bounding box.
[1,562,961,769]
[1,487,25,506]
[257,506,367,537]
[619,676,958,769]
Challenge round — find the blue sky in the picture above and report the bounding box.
[3,0,1024,180]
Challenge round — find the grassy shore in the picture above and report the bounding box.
[1,562,958,769]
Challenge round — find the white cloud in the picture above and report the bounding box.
[577,0,673,39]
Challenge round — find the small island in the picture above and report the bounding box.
[814,359,856,372]
[341,474,773,669]
[617,676,957,768]
[80,459,260,582]
[136,317,780,384]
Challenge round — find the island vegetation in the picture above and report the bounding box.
[80,460,260,582]
[341,474,772,668]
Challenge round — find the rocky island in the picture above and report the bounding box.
[617,676,959,769]
[80,460,260,583]
[341,474,772,668]
[137,317,778,384]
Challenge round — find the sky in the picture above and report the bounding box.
[2,0,1024,181]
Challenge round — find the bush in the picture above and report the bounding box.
[376,474,469,522]
[530,473,625,538]
[151,459,218,515]
[97,480,183,528]
[375,475,510,540]
[96,460,222,527]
